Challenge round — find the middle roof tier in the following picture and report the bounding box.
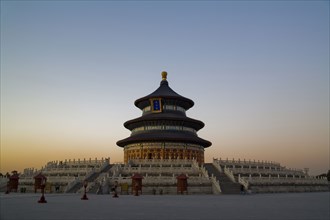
[123,112,205,131]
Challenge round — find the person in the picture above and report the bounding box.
[240,184,245,195]
[112,181,118,198]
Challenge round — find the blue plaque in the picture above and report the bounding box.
[150,98,162,112]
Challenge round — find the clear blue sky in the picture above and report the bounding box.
[1,0,329,175]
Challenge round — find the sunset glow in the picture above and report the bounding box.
[1,1,329,175]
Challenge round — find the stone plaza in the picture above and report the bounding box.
[1,192,329,220]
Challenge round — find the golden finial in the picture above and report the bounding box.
[161,71,167,80]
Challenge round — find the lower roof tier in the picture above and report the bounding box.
[116,131,212,148]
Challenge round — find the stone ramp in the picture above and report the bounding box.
[204,163,241,194]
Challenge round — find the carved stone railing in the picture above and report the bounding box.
[200,165,209,178]
[110,164,124,178]
[238,174,249,190]
[192,159,200,169]
[130,158,195,166]
[40,168,94,175]
[210,175,221,194]
[44,157,110,168]
[41,158,110,175]
[227,167,305,177]
[241,176,329,186]
[213,158,282,169]
[224,167,236,182]
[121,166,197,175]
[47,176,77,184]
[212,158,222,173]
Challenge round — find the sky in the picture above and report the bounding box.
[1,0,329,176]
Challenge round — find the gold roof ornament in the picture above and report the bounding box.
[161,71,167,81]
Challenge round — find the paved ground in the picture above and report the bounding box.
[0,192,329,220]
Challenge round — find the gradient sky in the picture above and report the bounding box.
[1,1,329,175]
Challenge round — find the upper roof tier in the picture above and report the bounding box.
[134,72,194,110]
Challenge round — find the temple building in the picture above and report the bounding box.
[116,71,212,164]
[2,72,328,195]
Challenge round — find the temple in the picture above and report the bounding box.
[1,71,328,195]
[117,72,211,165]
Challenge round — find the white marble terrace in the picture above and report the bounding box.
[212,158,329,192]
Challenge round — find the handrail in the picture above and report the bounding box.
[238,175,249,190]
[213,158,281,168]
[241,176,329,185]
[210,175,221,194]
[224,167,236,182]
[200,165,209,178]
[225,167,305,176]
[212,159,222,172]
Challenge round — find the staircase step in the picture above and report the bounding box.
[204,163,242,194]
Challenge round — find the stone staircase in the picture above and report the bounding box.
[88,182,101,193]
[204,163,241,194]
[66,181,83,193]
[100,164,112,173]
[65,165,112,193]
[85,172,100,182]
